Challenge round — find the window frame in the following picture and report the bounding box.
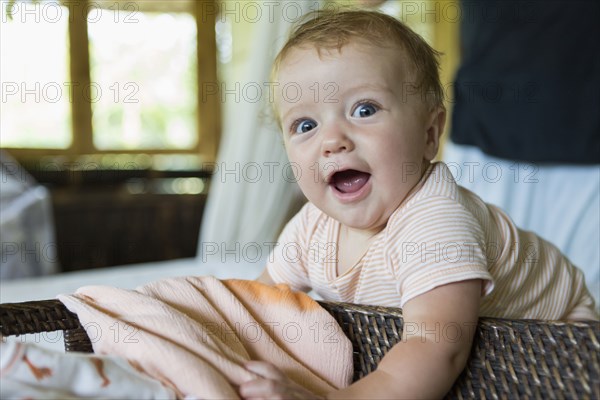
[5,0,220,165]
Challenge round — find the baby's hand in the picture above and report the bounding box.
[239,361,323,400]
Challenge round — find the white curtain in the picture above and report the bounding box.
[198,1,323,264]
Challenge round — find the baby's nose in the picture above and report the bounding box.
[320,127,354,156]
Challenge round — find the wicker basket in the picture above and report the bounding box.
[1,299,598,399]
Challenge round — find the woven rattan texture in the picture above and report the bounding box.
[1,299,598,398]
[0,299,93,353]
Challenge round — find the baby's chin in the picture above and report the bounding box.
[307,193,392,232]
[333,212,389,235]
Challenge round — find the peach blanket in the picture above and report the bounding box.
[58,276,353,399]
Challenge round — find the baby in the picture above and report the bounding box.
[239,9,598,399]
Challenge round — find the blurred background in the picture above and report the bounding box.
[0,0,461,278]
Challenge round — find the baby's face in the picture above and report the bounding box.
[276,42,440,234]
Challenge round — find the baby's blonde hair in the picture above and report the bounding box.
[272,9,445,111]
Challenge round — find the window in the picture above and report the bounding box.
[1,0,71,149]
[1,0,219,168]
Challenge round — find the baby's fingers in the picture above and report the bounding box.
[239,362,286,400]
[239,377,284,400]
[239,362,322,400]
[244,361,286,380]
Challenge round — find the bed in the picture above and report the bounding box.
[1,258,599,398]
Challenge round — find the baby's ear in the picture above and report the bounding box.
[423,107,446,161]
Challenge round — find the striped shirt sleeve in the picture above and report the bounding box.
[384,196,494,308]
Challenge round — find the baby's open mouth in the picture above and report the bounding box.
[330,169,371,194]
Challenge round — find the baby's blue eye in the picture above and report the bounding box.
[293,119,317,134]
[352,103,378,118]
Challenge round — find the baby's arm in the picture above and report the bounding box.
[246,272,481,399]
[329,279,482,399]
